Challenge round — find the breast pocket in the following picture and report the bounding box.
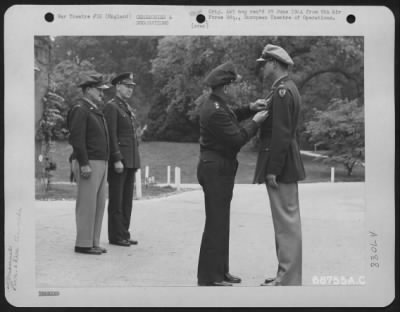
[119,113,132,127]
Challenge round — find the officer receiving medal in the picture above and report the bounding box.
[253,44,306,286]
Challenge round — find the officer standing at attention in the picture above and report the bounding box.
[197,62,269,286]
[103,72,141,247]
[253,44,306,286]
[68,74,110,255]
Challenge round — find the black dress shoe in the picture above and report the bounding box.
[224,273,242,283]
[74,246,102,255]
[260,277,276,286]
[198,281,233,286]
[128,239,138,245]
[109,240,130,247]
[93,246,107,253]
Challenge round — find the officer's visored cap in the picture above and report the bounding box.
[111,72,136,86]
[78,73,109,89]
[256,44,294,66]
[204,62,242,88]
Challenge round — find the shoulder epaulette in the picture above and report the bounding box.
[71,104,82,110]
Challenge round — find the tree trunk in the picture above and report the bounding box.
[346,161,355,176]
[347,167,353,176]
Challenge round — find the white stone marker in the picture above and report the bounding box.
[145,166,149,185]
[135,169,142,199]
[167,165,171,185]
[175,166,181,190]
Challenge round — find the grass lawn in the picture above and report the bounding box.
[36,141,364,200]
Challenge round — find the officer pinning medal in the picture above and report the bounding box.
[196,62,269,286]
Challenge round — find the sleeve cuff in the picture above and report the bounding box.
[77,157,89,167]
[267,161,283,176]
[249,120,259,133]
[112,151,123,162]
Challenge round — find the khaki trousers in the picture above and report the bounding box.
[266,182,302,285]
[73,160,108,248]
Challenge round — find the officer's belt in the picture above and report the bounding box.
[200,149,236,161]
[259,137,298,150]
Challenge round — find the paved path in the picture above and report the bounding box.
[36,183,365,287]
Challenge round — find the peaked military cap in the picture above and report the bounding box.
[256,44,294,66]
[78,73,109,89]
[204,62,242,88]
[111,72,136,86]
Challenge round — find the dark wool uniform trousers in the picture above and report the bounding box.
[197,158,238,283]
[107,167,136,242]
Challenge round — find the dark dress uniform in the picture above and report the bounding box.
[197,62,260,284]
[253,72,306,285]
[253,75,305,184]
[103,95,141,244]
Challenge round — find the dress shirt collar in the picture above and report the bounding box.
[271,74,289,89]
[82,97,98,109]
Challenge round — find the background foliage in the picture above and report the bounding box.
[37,36,364,171]
[305,98,364,176]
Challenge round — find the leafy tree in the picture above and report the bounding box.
[146,36,266,141]
[51,36,160,132]
[52,59,97,102]
[147,36,363,144]
[43,36,364,148]
[35,90,66,189]
[36,91,67,141]
[305,98,364,176]
[146,37,217,141]
[50,59,107,133]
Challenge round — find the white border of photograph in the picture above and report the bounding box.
[4,5,395,307]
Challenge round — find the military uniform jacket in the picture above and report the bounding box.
[67,98,110,166]
[253,76,305,183]
[103,96,141,169]
[199,92,258,160]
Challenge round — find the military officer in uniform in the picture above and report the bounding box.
[197,62,269,286]
[103,72,141,247]
[253,44,306,286]
[67,74,110,255]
